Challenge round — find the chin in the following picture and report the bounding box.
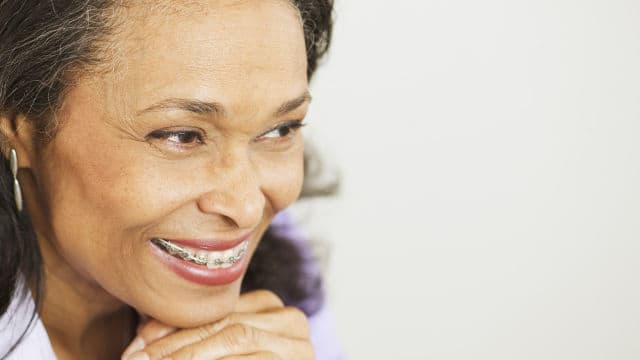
[122,231,261,327]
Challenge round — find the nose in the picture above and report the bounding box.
[196,151,265,231]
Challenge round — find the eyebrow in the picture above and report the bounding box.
[136,98,226,117]
[136,91,312,118]
[274,91,312,116]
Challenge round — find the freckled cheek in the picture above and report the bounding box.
[49,149,197,234]
[91,165,203,227]
[37,146,177,279]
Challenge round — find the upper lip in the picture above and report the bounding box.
[153,232,252,251]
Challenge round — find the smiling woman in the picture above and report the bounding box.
[0,1,337,360]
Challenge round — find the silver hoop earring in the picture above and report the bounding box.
[9,148,23,212]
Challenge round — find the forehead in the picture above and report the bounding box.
[101,0,307,116]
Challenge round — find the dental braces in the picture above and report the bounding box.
[151,238,246,266]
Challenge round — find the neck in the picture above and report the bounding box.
[36,235,136,360]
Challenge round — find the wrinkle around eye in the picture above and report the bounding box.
[145,128,208,154]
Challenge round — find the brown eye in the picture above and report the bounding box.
[146,129,205,145]
[259,120,305,140]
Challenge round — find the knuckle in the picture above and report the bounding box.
[223,323,260,350]
[135,339,173,360]
[195,325,214,341]
[175,348,198,360]
[199,315,230,339]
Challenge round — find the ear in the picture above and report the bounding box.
[0,112,37,169]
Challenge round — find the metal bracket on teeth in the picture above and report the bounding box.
[154,238,244,266]
[195,255,208,265]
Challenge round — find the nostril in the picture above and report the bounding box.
[221,214,237,228]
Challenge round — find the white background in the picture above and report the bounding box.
[295,0,640,359]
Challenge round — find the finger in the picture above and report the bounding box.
[137,318,177,342]
[235,290,284,313]
[134,317,232,360]
[122,319,176,358]
[229,307,310,340]
[165,324,314,360]
[219,352,282,360]
[137,307,309,360]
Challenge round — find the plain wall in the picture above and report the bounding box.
[296,0,640,359]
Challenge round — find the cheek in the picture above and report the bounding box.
[39,131,206,276]
[255,146,305,212]
[44,145,186,234]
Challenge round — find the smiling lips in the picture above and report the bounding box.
[149,234,253,286]
[151,237,248,269]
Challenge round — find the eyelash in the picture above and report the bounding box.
[145,120,305,147]
[146,129,205,145]
[258,120,306,140]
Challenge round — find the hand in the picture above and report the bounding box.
[121,290,314,360]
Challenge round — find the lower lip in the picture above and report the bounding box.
[149,241,249,286]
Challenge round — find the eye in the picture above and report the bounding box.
[145,128,205,147]
[258,120,305,140]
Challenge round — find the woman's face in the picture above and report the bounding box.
[27,1,308,326]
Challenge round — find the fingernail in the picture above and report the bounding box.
[126,352,149,360]
[121,337,145,358]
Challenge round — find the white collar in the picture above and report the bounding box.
[0,284,57,360]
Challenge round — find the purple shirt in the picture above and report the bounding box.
[271,211,346,359]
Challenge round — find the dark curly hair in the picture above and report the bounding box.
[0,0,334,358]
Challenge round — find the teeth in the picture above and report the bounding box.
[195,252,208,265]
[153,238,248,268]
[207,253,224,269]
[223,249,233,259]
